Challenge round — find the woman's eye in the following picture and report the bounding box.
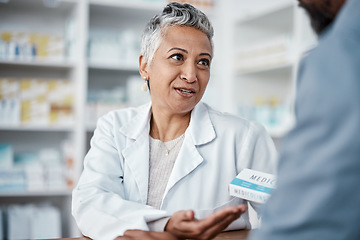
[170,54,184,61]
[198,59,210,67]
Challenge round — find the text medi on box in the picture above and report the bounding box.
[229,168,276,204]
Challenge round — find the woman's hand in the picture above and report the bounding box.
[114,230,178,240]
[165,204,248,240]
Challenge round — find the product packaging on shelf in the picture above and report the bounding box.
[88,29,140,66]
[0,77,74,126]
[0,168,26,192]
[0,143,74,193]
[86,86,127,127]
[0,143,13,169]
[0,31,66,61]
[236,34,293,73]
[237,95,293,136]
[6,204,61,239]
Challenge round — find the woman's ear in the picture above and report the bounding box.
[139,55,148,79]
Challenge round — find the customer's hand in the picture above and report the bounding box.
[165,204,247,240]
[114,230,178,240]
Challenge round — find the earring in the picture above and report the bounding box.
[141,76,148,92]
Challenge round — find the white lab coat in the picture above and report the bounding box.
[72,102,277,240]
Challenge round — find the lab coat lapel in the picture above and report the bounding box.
[163,102,216,198]
[163,137,203,198]
[120,103,152,204]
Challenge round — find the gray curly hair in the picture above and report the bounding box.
[141,2,214,65]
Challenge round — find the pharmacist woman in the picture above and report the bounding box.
[72,3,277,240]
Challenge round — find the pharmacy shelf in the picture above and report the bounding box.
[0,124,74,132]
[89,0,166,11]
[89,0,214,16]
[217,0,315,141]
[236,1,293,23]
[236,62,293,76]
[0,59,75,69]
[88,62,138,71]
[0,190,72,197]
[0,0,77,10]
[0,191,75,238]
[0,0,83,238]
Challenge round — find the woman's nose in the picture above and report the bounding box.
[180,63,197,83]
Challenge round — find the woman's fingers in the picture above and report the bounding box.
[173,205,248,239]
[199,206,246,239]
[189,205,247,230]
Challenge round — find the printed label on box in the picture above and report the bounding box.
[229,168,276,204]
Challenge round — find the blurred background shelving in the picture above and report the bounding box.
[0,0,316,238]
[216,0,316,144]
[0,0,85,238]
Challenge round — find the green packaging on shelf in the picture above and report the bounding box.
[229,168,276,204]
[0,143,13,169]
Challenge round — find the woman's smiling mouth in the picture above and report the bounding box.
[175,87,196,97]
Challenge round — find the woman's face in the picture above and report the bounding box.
[142,26,212,115]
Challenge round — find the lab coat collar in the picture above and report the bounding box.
[119,102,152,139]
[119,101,216,145]
[119,101,216,204]
[164,102,217,203]
[188,102,216,145]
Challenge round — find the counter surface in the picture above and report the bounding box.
[50,230,250,240]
